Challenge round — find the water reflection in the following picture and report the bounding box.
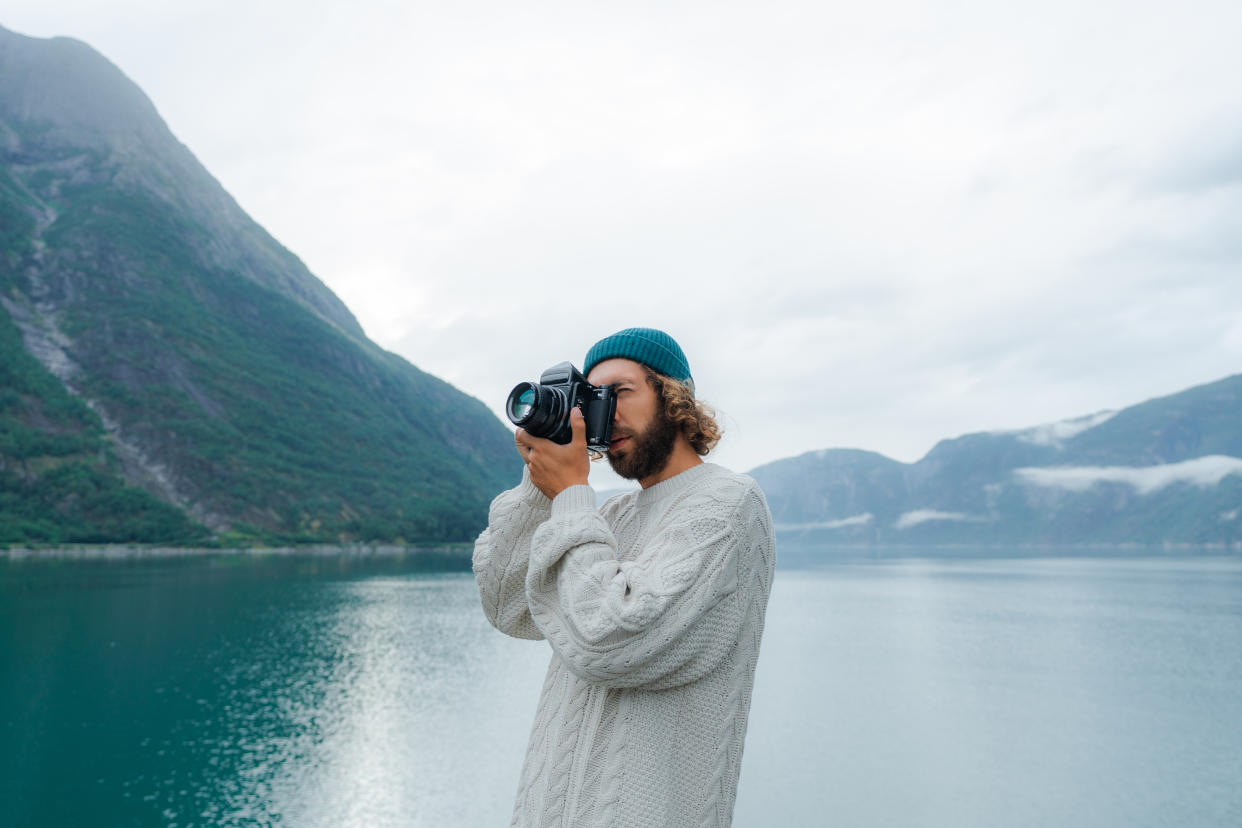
[734,557,1242,828]
[4,554,1241,827]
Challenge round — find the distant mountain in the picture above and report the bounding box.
[0,25,521,545]
[751,373,1242,546]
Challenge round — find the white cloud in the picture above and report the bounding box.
[1014,456,1242,495]
[894,510,974,530]
[1006,410,1117,447]
[776,514,874,532]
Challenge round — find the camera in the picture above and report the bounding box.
[506,362,617,451]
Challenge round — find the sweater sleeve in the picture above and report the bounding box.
[525,477,767,691]
[472,467,553,640]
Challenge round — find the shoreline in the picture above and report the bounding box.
[5,541,1238,564]
[774,539,1242,551]
[1,543,473,561]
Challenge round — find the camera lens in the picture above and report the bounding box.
[508,383,536,422]
[506,381,569,439]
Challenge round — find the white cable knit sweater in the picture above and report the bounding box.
[473,462,775,828]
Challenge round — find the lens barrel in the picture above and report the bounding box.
[506,382,571,440]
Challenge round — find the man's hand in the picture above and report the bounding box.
[515,408,591,499]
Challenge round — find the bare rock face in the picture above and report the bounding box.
[0,24,363,339]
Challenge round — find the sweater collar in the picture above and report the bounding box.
[635,461,721,505]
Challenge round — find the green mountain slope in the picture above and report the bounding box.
[0,300,204,544]
[1061,374,1242,464]
[0,25,520,545]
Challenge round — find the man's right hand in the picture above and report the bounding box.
[514,412,590,499]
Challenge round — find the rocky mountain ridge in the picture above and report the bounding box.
[751,372,1242,546]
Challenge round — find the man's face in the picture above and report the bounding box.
[586,358,678,481]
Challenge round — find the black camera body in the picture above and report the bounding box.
[506,362,617,451]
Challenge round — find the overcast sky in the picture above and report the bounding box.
[7,1,1242,488]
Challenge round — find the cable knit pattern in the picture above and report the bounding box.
[474,468,551,641]
[473,462,775,828]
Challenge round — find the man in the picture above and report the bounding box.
[473,327,775,828]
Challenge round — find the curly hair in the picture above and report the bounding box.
[644,367,722,456]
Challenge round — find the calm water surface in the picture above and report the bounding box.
[3,553,1240,827]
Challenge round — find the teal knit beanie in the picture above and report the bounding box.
[584,327,694,393]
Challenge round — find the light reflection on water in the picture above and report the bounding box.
[3,554,1241,827]
[202,576,548,828]
[1,557,547,828]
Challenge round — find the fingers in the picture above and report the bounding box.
[515,428,535,464]
[523,412,591,498]
[516,418,583,471]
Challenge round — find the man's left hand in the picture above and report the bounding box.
[516,408,591,499]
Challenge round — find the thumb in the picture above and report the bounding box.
[570,407,586,443]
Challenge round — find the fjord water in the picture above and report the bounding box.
[3,554,1240,827]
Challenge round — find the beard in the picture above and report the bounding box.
[606,405,680,481]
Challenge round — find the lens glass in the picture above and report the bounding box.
[513,388,535,419]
